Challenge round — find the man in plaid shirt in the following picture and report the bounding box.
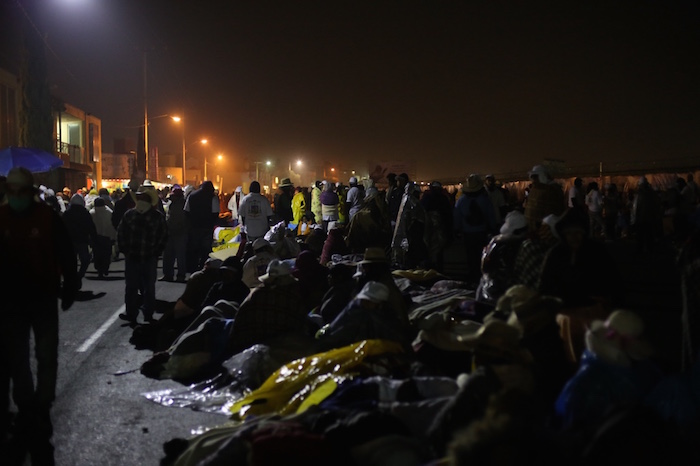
[117,187,168,324]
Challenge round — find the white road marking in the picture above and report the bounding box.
[76,304,125,353]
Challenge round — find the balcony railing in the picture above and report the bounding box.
[58,142,84,164]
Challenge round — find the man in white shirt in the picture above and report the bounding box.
[237,181,273,243]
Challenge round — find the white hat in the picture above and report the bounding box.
[356,281,390,303]
[528,165,551,184]
[258,259,296,284]
[585,310,653,366]
[235,186,243,193]
[499,211,528,235]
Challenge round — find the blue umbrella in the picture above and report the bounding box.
[0,146,65,176]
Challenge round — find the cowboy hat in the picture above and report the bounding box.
[279,178,293,187]
[457,319,533,363]
[258,259,297,285]
[585,310,653,365]
[462,174,484,193]
[359,247,388,264]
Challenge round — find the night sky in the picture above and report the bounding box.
[5,0,700,182]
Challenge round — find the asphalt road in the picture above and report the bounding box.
[41,260,226,466]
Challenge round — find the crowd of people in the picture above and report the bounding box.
[1,163,700,465]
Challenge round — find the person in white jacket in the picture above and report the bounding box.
[227,186,243,226]
[90,197,117,278]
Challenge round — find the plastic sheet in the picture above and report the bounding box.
[142,344,288,415]
[230,339,404,419]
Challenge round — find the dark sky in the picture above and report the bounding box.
[9,0,700,181]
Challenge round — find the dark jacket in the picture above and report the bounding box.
[0,202,78,298]
[62,204,97,245]
[185,182,217,229]
[166,194,189,236]
[112,191,136,229]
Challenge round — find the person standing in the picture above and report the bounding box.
[320,181,340,232]
[238,181,274,243]
[111,180,137,260]
[291,186,306,226]
[454,174,498,285]
[484,174,507,227]
[62,193,97,289]
[227,186,243,226]
[89,197,117,278]
[311,180,323,225]
[184,180,219,273]
[273,178,294,225]
[161,185,189,283]
[568,177,586,210]
[0,167,78,464]
[117,186,168,324]
[585,182,605,239]
[346,176,364,221]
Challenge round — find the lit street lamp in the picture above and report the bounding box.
[204,153,223,181]
[253,160,271,181]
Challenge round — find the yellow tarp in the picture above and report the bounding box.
[229,339,403,419]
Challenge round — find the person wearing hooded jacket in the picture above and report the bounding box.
[62,193,97,288]
[161,185,189,282]
[184,180,219,273]
[89,197,117,278]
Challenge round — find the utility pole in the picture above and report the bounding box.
[143,50,149,179]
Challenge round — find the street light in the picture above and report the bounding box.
[253,160,272,181]
[204,153,223,181]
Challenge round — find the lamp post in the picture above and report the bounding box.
[171,114,186,184]
[254,160,272,181]
[204,154,223,181]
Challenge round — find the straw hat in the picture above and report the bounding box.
[359,247,389,264]
[462,174,484,193]
[258,259,297,285]
[457,319,533,363]
[494,285,563,336]
[585,310,653,366]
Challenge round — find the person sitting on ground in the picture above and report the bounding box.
[513,213,560,289]
[476,210,529,305]
[200,256,250,309]
[554,310,662,432]
[170,258,224,320]
[292,250,330,314]
[228,260,312,354]
[427,319,536,457]
[346,191,393,255]
[316,281,415,351]
[354,247,412,326]
[318,261,358,325]
[320,223,350,266]
[242,238,279,289]
[537,207,624,362]
[524,165,566,233]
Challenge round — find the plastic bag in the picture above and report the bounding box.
[229,339,403,419]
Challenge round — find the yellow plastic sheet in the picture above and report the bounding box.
[229,339,403,419]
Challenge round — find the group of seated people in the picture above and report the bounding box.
[134,204,700,465]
